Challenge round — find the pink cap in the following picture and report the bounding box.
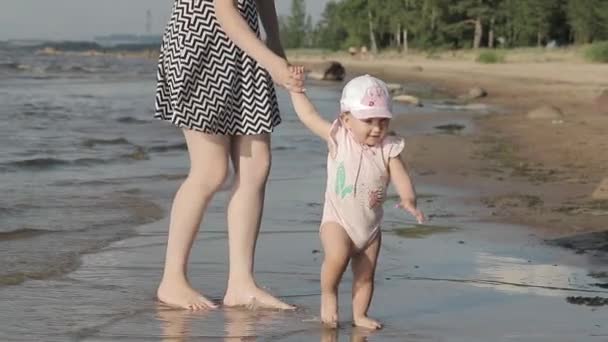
[340,74,393,119]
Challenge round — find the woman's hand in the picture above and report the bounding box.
[268,58,305,93]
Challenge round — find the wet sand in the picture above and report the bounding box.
[3,170,606,341]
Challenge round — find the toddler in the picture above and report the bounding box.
[289,71,424,329]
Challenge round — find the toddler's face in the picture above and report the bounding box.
[342,113,390,146]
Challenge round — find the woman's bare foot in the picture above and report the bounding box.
[353,316,383,330]
[223,285,295,310]
[321,291,339,328]
[157,278,218,310]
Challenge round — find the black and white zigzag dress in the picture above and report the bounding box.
[154,0,281,135]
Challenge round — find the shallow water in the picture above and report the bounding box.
[0,53,169,285]
[1,47,607,341]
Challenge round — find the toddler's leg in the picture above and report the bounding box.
[351,233,382,329]
[320,222,352,328]
[157,130,230,310]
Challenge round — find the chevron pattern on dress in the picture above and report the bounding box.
[154,0,281,135]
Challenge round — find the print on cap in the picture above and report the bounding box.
[361,85,388,108]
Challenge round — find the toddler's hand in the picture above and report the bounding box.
[396,199,425,224]
[288,65,306,92]
[268,59,304,93]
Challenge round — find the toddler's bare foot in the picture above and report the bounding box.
[321,292,339,328]
[157,278,218,310]
[353,316,383,330]
[223,285,295,310]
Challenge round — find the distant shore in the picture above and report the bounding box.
[35,47,159,60]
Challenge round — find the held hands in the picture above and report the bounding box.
[289,65,305,86]
[268,59,305,93]
[287,64,306,93]
[395,198,425,224]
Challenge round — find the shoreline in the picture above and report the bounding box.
[28,46,607,251]
[292,54,608,253]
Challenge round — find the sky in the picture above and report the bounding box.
[0,0,329,41]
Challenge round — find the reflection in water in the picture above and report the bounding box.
[156,304,285,341]
[223,308,267,341]
[321,328,338,342]
[475,252,598,297]
[321,327,372,342]
[156,306,206,341]
[156,304,379,341]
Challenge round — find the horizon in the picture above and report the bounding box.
[0,0,328,41]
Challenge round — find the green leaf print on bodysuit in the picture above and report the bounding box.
[335,162,353,199]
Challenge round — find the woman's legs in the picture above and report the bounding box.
[222,134,293,309]
[157,129,230,310]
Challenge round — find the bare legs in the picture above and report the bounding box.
[320,223,382,329]
[158,131,290,310]
[157,130,229,310]
[351,234,382,329]
[320,223,352,327]
[223,134,293,309]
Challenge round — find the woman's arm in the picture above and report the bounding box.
[214,0,301,91]
[255,0,286,59]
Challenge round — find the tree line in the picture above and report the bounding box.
[279,0,608,51]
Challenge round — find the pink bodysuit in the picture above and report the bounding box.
[321,119,405,250]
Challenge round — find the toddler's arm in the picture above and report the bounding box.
[289,67,332,140]
[389,155,425,224]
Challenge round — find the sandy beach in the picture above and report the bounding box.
[294,52,608,243]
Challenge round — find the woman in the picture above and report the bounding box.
[154,0,303,310]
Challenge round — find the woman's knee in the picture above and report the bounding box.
[187,162,229,194]
[182,129,231,194]
[230,134,272,188]
[250,152,272,184]
[236,149,272,188]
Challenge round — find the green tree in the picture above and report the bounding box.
[304,15,313,46]
[338,0,371,50]
[395,0,453,49]
[311,0,608,50]
[450,0,497,49]
[283,0,307,48]
[313,1,348,50]
[567,0,608,43]
[500,0,562,46]
[530,0,561,46]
